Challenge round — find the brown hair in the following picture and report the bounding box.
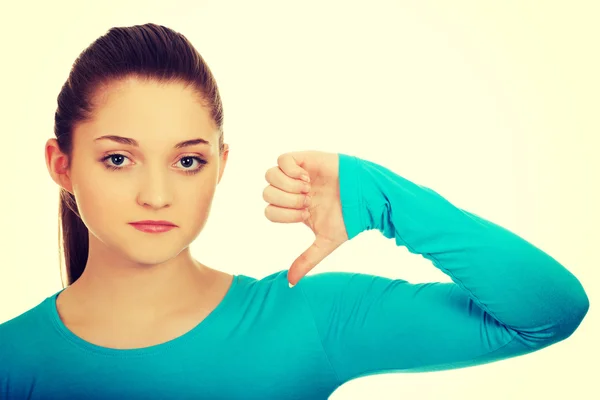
[54,23,225,288]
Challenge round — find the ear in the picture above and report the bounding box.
[45,138,74,194]
[217,143,229,185]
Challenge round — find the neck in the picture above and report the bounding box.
[63,238,217,323]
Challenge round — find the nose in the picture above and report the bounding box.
[136,167,173,209]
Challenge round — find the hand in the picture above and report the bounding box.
[263,151,349,287]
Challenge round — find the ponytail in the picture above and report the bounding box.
[58,189,89,287]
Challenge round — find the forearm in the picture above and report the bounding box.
[338,153,589,342]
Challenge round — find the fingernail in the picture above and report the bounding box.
[301,175,310,183]
[304,196,311,207]
[289,282,295,288]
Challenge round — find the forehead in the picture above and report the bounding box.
[76,78,217,148]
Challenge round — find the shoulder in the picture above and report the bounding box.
[246,269,402,315]
[240,269,380,295]
[245,269,399,297]
[231,269,359,313]
[298,270,402,298]
[0,295,57,362]
[0,304,42,338]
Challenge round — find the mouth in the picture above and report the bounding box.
[128,220,178,233]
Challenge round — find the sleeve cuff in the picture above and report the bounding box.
[338,153,365,240]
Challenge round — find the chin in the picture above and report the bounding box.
[107,231,190,264]
[120,248,188,268]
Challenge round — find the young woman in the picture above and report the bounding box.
[0,23,589,399]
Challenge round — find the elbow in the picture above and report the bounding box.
[519,287,590,348]
[558,289,590,339]
[550,271,591,342]
[545,288,590,344]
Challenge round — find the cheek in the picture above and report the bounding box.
[184,184,217,223]
[71,172,126,230]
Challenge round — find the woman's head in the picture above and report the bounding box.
[45,23,229,288]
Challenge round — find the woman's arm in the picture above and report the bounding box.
[297,154,589,384]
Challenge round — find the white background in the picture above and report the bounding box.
[0,1,598,398]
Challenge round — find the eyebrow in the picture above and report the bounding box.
[94,135,210,149]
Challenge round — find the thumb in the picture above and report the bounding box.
[287,236,338,287]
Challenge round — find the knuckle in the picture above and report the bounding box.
[298,195,306,208]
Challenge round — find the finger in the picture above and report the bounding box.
[265,166,311,194]
[277,154,310,183]
[263,185,310,210]
[287,236,338,287]
[264,204,310,224]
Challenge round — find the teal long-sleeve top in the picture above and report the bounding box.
[0,154,589,399]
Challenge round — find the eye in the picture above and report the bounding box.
[177,156,207,175]
[100,154,207,175]
[102,154,131,170]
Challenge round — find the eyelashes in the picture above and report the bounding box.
[100,153,207,176]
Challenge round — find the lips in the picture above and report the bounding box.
[129,222,177,233]
[129,220,176,227]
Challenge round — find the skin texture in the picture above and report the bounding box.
[45,78,233,346]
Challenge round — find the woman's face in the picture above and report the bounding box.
[46,77,228,266]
